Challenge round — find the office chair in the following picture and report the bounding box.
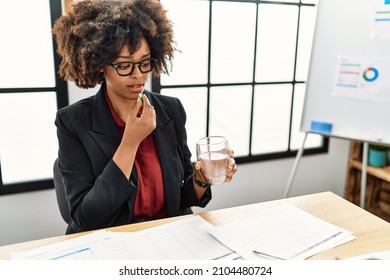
[53,158,71,224]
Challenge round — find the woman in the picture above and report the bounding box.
[52,0,237,234]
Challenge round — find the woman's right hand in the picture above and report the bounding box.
[122,94,156,147]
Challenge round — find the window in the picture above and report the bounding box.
[0,0,67,194]
[153,0,327,163]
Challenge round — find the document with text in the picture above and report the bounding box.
[90,216,238,260]
[11,216,237,260]
[10,204,354,260]
[209,203,355,260]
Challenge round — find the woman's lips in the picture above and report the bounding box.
[127,84,144,93]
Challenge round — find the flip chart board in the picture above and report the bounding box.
[301,0,390,145]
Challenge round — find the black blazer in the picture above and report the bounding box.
[55,85,211,233]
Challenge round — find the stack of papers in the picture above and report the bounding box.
[209,204,355,260]
[11,216,237,260]
[90,216,237,260]
[11,204,354,260]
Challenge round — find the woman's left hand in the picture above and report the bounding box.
[225,149,237,183]
[193,148,237,185]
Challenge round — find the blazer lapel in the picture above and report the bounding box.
[148,93,182,215]
[148,92,178,169]
[89,86,121,164]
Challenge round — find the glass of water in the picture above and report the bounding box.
[196,136,230,185]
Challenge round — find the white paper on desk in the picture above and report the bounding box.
[209,204,355,260]
[91,216,237,260]
[10,230,125,260]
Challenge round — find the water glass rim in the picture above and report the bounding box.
[196,136,227,146]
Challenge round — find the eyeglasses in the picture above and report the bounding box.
[110,58,157,76]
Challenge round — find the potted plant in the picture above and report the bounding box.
[368,144,389,167]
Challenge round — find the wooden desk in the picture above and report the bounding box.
[1,191,390,260]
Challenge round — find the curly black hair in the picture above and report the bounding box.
[52,0,175,88]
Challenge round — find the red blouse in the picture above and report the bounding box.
[105,94,166,220]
